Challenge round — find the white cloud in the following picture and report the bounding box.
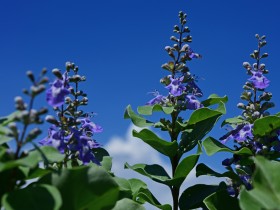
[105,124,225,210]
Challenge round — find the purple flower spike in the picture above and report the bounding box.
[248,71,270,89]
[186,95,203,110]
[46,73,70,107]
[188,80,203,97]
[234,124,253,142]
[80,117,103,134]
[166,76,186,97]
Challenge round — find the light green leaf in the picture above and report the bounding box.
[112,198,145,210]
[239,156,280,210]
[253,116,280,137]
[124,105,154,127]
[201,94,228,107]
[137,104,174,115]
[221,116,245,128]
[133,129,178,158]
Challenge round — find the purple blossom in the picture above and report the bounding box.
[220,124,253,144]
[80,117,103,134]
[70,129,100,165]
[39,126,68,153]
[146,91,166,105]
[248,71,270,89]
[46,73,70,107]
[165,76,186,97]
[186,95,203,110]
[240,175,252,190]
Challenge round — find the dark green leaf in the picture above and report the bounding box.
[202,137,252,156]
[196,163,239,180]
[239,156,280,210]
[125,163,171,186]
[133,129,178,157]
[179,108,223,152]
[2,184,62,210]
[204,190,241,210]
[137,104,174,115]
[179,183,225,209]
[124,105,153,127]
[39,165,119,210]
[253,116,280,137]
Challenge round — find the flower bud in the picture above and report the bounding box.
[52,68,63,79]
[237,103,245,109]
[259,63,265,70]
[26,71,35,83]
[45,115,58,124]
[170,36,178,42]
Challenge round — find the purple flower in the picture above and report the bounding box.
[39,126,68,153]
[220,124,253,144]
[80,117,103,134]
[240,175,252,190]
[234,124,253,142]
[46,73,70,107]
[166,76,186,97]
[146,91,166,105]
[70,129,100,165]
[248,71,270,89]
[186,95,203,110]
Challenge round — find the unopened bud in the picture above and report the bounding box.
[45,115,58,125]
[52,68,63,79]
[237,103,245,109]
[26,71,35,82]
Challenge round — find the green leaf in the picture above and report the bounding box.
[0,126,13,144]
[2,184,62,210]
[253,116,280,137]
[179,183,225,209]
[196,163,239,180]
[124,178,172,209]
[239,156,280,210]
[137,104,174,115]
[0,111,21,126]
[39,165,119,210]
[173,143,202,187]
[92,147,112,171]
[202,137,252,156]
[221,116,245,127]
[201,94,228,107]
[203,190,241,210]
[179,108,223,152]
[124,105,154,127]
[133,129,178,157]
[112,198,145,210]
[125,163,171,186]
[0,146,64,172]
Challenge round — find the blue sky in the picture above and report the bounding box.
[1,0,280,194]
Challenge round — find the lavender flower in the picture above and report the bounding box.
[187,80,203,97]
[186,95,203,110]
[146,90,167,106]
[39,126,69,153]
[165,76,186,97]
[46,72,70,107]
[248,71,270,89]
[80,117,103,134]
[221,124,253,144]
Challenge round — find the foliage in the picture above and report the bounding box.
[0,10,279,210]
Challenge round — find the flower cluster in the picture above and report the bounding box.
[146,11,203,111]
[40,62,102,166]
[220,35,280,194]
